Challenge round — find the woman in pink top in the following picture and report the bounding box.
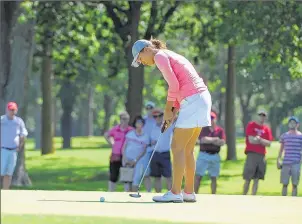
[104,111,134,192]
[131,38,212,203]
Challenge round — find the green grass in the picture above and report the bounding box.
[1,214,216,224]
[15,137,301,196]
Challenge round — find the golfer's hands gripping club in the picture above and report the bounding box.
[162,101,175,133]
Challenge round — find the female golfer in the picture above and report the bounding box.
[131,38,212,203]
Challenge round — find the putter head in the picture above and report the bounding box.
[129,192,141,198]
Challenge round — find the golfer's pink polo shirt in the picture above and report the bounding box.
[108,125,134,155]
[154,49,207,108]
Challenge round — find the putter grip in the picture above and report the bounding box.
[161,107,175,133]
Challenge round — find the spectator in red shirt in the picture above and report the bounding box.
[194,111,226,194]
[243,109,273,195]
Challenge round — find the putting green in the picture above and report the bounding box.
[1,190,301,224]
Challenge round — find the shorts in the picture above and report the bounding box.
[150,152,172,178]
[195,151,220,177]
[175,90,212,129]
[1,148,18,176]
[109,161,122,183]
[280,163,301,186]
[243,152,266,180]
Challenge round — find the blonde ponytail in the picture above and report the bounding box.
[150,37,167,49]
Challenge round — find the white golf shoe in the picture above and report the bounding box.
[182,191,197,202]
[152,191,183,203]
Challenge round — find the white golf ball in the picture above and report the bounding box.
[100,197,105,202]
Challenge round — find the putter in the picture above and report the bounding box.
[129,121,169,198]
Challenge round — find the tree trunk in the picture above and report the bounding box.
[218,91,224,125]
[41,36,55,155]
[225,44,237,160]
[0,1,20,113]
[59,79,77,148]
[270,109,279,139]
[61,106,72,148]
[87,85,94,136]
[102,93,117,135]
[78,99,85,136]
[9,9,35,186]
[34,74,41,149]
[125,3,144,123]
[239,97,252,134]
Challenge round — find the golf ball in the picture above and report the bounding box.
[100,197,105,202]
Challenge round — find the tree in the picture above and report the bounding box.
[0,2,35,186]
[0,1,21,113]
[101,1,180,121]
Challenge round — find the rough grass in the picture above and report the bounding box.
[1,214,216,224]
[15,137,301,196]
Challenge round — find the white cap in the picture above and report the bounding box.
[257,109,267,116]
[145,101,155,108]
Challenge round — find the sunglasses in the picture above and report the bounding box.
[153,114,163,118]
[258,113,266,117]
[211,116,215,120]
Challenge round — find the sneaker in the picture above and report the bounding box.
[152,191,183,203]
[182,191,197,202]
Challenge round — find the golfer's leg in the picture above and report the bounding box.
[184,127,201,194]
[171,128,195,194]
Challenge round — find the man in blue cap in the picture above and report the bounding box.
[277,116,302,196]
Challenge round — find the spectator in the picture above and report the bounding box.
[143,101,156,133]
[277,116,302,196]
[194,111,226,194]
[122,115,150,192]
[150,108,173,193]
[243,109,273,195]
[142,101,156,192]
[104,111,133,192]
[1,102,28,189]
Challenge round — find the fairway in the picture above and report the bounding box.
[2,190,302,224]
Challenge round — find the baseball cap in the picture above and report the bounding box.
[7,102,18,110]
[211,111,217,119]
[131,39,152,67]
[288,116,299,123]
[257,109,267,116]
